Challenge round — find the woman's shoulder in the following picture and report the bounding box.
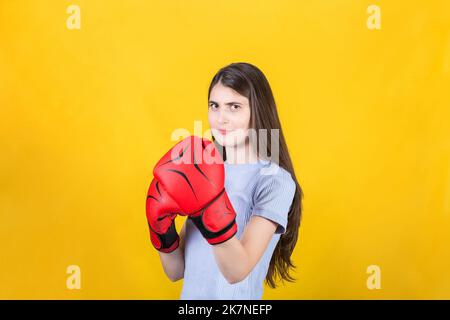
[254,160,296,195]
[256,160,294,180]
[251,161,297,234]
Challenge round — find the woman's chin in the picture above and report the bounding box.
[214,135,246,148]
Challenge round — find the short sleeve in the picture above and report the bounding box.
[252,168,296,234]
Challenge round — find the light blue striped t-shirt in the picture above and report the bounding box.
[180,159,296,300]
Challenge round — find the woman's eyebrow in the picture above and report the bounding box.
[209,100,243,105]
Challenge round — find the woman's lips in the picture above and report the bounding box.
[218,129,231,136]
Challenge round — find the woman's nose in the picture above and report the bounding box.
[217,109,229,124]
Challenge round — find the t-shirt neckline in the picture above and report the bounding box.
[224,159,270,166]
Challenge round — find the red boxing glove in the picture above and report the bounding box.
[145,178,181,253]
[153,135,237,245]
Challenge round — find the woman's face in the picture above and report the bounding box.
[208,82,251,148]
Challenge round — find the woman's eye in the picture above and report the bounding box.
[231,104,241,110]
[209,104,218,110]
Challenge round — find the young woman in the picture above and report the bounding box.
[158,62,303,299]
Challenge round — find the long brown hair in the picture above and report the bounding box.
[207,62,304,288]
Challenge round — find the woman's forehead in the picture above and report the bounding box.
[210,84,248,103]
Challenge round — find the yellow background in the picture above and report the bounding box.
[1,0,449,299]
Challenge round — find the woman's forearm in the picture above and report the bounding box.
[158,223,186,282]
[212,236,250,284]
[159,246,185,282]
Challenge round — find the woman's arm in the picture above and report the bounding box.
[158,221,186,282]
[212,215,278,284]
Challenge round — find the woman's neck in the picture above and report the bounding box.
[224,141,259,164]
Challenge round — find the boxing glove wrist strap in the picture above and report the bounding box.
[189,189,237,245]
[148,220,180,253]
